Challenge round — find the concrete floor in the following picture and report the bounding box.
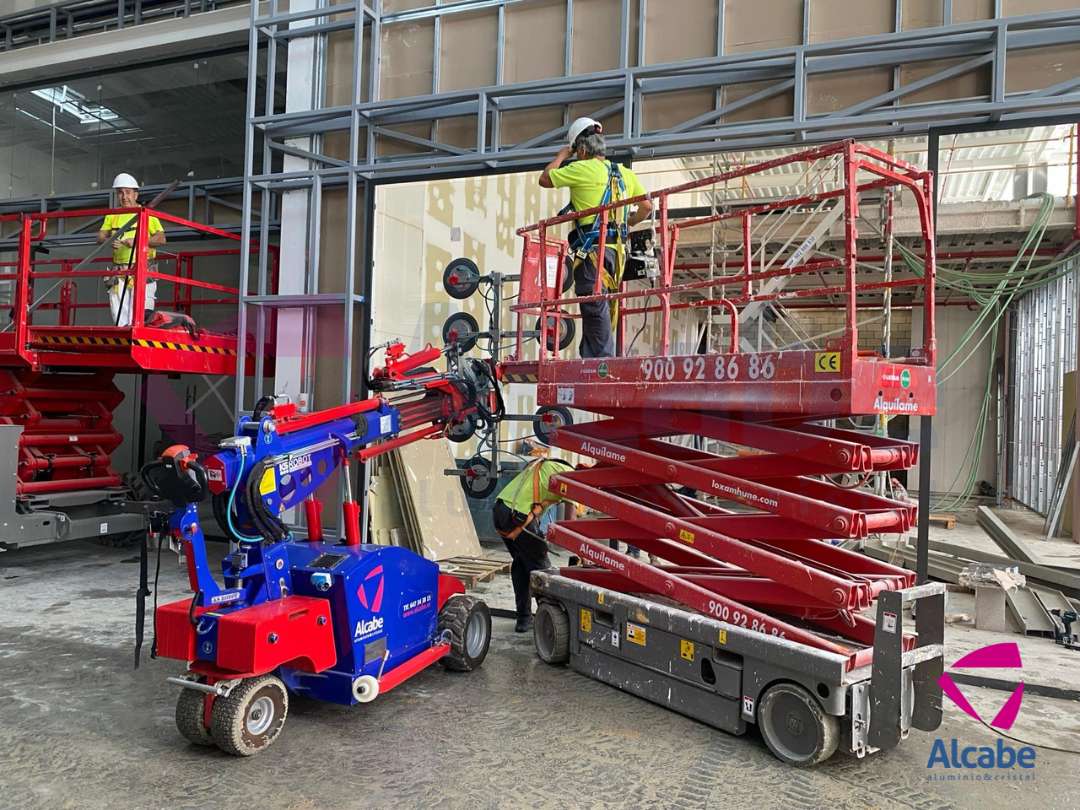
[2,533,1079,810]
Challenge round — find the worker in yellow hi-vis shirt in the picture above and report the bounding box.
[540,117,653,358]
[492,445,578,633]
[97,172,166,327]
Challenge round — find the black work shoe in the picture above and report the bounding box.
[514,616,533,633]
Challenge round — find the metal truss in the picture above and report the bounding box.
[247,3,1080,182]
[0,0,244,52]
[0,177,277,249]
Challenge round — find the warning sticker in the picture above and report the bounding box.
[814,351,841,373]
[680,639,695,662]
[259,468,277,496]
[678,528,695,545]
[580,608,592,633]
[626,623,647,646]
[742,696,755,716]
[718,629,728,645]
[557,387,575,405]
[882,610,897,634]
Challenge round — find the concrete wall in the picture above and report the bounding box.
[909,306,997,495]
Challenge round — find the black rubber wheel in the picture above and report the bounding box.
[210,675,289,757]
[175,686,214,746]
[534,602,570,665]
[442,311,480,352]
[443,258,481,299]
[447,413,478,443]
[534,315,575,351]
[461,455,497,500]
[757,682,839,767]
[560,256,575,293]
[533,405,573,445]
[438,595,491,672]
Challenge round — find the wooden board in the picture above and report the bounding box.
[929,513,957,529]
[439,555,512,589]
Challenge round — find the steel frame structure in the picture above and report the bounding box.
[0,0,244,52]
[0,177,277,249]
[244,3,1080,183]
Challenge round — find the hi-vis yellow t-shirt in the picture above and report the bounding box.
[102,212,163,265]
[547,159,646,227]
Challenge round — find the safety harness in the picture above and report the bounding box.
[563,160,628,327]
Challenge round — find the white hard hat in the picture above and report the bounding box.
[568,116,601,147]
[112,172,139,190]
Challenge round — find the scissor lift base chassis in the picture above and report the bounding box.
[532,571,945,763]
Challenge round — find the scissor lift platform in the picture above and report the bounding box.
[491,140,943,764]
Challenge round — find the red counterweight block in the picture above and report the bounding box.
[0,370,125,497]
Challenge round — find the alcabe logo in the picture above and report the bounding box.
[357,565,384,613]
[927,642,1035,778]
[938,642,1024,730]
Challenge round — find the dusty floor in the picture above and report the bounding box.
[1,527,1079,810]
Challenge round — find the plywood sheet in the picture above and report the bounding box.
[504,0,566,84]
[724,0,802,54]
[644,0,716,65]
[1006,45,1080,94]
[900,58,989,106]
[440,10,499,92]
[807,68,892,115]
[396,438,482,560]
[808,0,892,43]
[1005,0,1080,13]
[380,20,435,100]
[572,0,634,74]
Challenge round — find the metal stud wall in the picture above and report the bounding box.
[1010,260,1078,514]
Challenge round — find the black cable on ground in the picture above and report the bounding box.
[974,715,1080,757]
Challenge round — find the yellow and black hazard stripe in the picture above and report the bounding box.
[33,333,236,357]
[34,334,131,348]
[501,371,538,384]
[132,338,237,356]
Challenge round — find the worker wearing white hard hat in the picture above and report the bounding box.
[96,172,166,327]
[539,117,653,358]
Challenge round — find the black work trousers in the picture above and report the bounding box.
[494,500,551,620]
[571,247,617,359]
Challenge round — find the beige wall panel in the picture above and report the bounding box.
[900,58,990,105]
[807,69,892,115]
[644,0,717,64]
[722,80,794,123]
[642,89,714,133]
[903,0,993,28]
[1006,45,1080,93]
[725,0,802,54]
[437,116,482,150]
[505,0,566,83]
[379,20,435,100]
[500,108,564,145]
[325,30,359,107]
[572,0,625,74]
[382,0,429,11]
[1005,0,1080,13]
[376,122,437,157]
[910,307,996,493]
[440,11,499,92]
[809,0,892,43]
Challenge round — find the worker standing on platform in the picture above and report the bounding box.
[97,172,166,327]
[539,117,653,358]
[493,449,576,633]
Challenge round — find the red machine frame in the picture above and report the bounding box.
[503,140,938,671]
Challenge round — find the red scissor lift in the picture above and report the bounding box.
[0,207,271,549]
[501,141,945,766]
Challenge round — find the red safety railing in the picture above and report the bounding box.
[511,139,936,369]
[0,207,279,372]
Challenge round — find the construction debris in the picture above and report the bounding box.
[929,513,957,529]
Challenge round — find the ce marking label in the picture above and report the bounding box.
[814,351,841,373]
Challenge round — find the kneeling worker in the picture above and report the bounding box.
[97,172,166,327]
[493,454,576,633]
[539,117,653,358]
